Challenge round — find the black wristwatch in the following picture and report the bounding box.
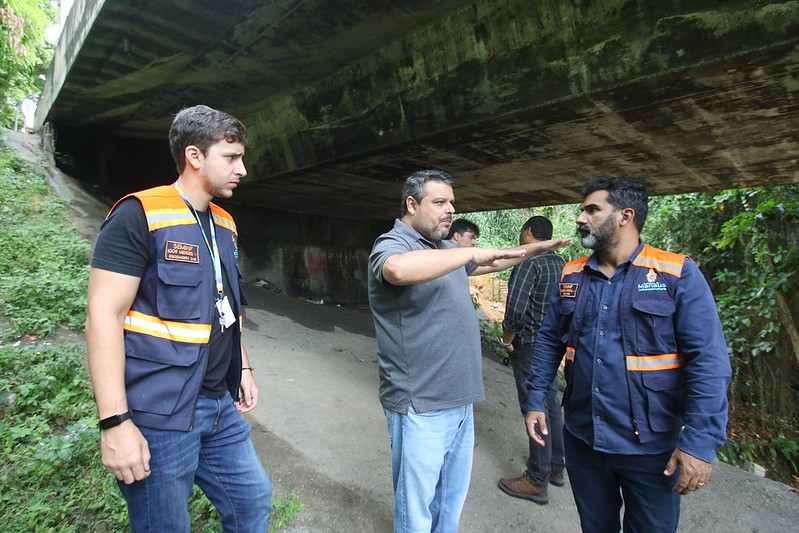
[99,410,132,430]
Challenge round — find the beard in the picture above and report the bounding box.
[578,212,617,251]
[427,215,452,243]
[431,226,449,242]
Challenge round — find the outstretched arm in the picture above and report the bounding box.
[382,246,526,286]
[471,238,571,276]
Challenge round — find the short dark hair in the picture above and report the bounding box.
[521,216,553,240]
[400,169,454,216]
[169,105,247,174]
[446,218,480,240]
[581,177,649,232]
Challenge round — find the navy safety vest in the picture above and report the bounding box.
[559,244,688,443]
[111,185,245,431]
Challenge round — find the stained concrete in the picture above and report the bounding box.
[40,0,799,223]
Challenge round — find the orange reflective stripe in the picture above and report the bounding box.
[145,208,196,230]
[124,310,211,344]
[632,246,686,278]
[210,209,237,234]
[564,346,575,362]
[561,256,589,279]
[626,353,684,371]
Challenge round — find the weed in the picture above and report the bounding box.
[270,490,304,530]
[480,318,509,365]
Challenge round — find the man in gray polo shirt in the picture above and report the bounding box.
[368,169,570,532]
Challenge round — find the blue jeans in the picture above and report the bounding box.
[564,430,680,533]
[385,403,474,533]
[118,392,272,532]
[510,342,565,485]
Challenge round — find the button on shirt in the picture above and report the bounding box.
[567,255,675,455]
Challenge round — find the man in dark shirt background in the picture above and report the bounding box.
[498,216,566,505]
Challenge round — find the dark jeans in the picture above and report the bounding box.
[510,342,565,486]
[564,430,680,533]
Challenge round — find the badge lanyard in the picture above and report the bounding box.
[174,181,231,329]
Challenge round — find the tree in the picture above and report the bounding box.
[0,0,58,128]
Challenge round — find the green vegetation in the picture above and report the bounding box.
[0,146,89,337]
[0,343,128,531]
[469,186,799,487]
[271,490,305,529]
[0,144,302,530]
[0,0,58,128]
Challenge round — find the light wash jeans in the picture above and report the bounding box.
[385,403,475,533]
[118,392,272,532]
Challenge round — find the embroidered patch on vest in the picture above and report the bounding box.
[638,268,668,292]
[560,282,579,298]
[165,241,200,263]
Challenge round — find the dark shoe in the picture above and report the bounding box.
[498,473,549,504]
[550,470,566,487]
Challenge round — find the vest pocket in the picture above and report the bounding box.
[157,261,203,319]
[631,298,676,354]
[641,370,685,433]
[125,342,202,416]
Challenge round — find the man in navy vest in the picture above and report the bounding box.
[86,105,271,531]
[525,177,731,532]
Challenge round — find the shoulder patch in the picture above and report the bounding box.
[560,282,579,298]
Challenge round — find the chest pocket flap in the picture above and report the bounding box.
[157,262,203,320]
[631,298,676,355]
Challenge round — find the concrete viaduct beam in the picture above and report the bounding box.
[39,0,799,301]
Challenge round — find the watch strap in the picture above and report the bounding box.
[99,410,132,430]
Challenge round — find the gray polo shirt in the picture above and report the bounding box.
[368,219,484,414]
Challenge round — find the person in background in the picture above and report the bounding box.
[445,217,480,247]
[368,169,570,532]
[525,177,731,532]
[498,215,566,505]
[85,104,271,531]
[20,94,38,133]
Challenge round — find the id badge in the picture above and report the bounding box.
[216,296,237,330]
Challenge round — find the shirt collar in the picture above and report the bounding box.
[393,218,438,249]
[585,240,645,274]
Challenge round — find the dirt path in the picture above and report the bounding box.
[242,287,799,532]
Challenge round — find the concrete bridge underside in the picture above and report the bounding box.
[40,0,799,301]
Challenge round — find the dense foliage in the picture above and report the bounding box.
[0,343,128,531]
[469,186,799,486]
[0,0,58,128]
[0,145,90,337]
